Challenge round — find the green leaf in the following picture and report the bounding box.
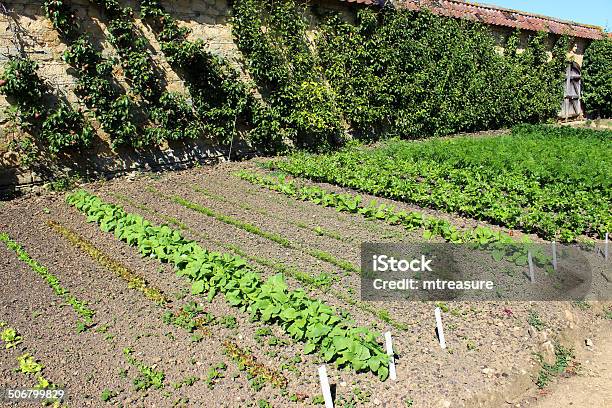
[191,280,205,294]
[303,342,316,354]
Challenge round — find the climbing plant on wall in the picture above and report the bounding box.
[44,0,139,147]
[139,0,284,149]
[582,38,612,118]
[0,56,93,165]
[86,0,204,144]
[231,0,344,149]
[315,7,568,139]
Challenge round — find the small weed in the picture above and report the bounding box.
[352,387,371,403]
[173,375,199,389]
[46,175,78,192]
[536,344,574,388]
[249,376,265,391]
[528,310,545,331]
[76,321,88,333]
[312,395,325,405]
[123,348,165,390]
[258,400,272,408]
[205,362,226,389]
[220,316,237,329]
[573,300,591,310]
[100,389,116,402]
[435,302,449,313]
[255,327,272,343]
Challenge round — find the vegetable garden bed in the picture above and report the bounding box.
[1,134,610,406]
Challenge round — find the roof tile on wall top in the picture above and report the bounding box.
[337,0,606,40]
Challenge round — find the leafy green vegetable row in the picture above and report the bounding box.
[236,170,558,268]
[66,190,390,380]
[269,125,611,242]
[236,170,515,246]
[0,233,95,324]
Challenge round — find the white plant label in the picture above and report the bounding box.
[605,232,609,261]
[528,251,535,282]
[318,365,334,408]
[384,331,397,381]
[435,307,446,349]
[552,241,557,271]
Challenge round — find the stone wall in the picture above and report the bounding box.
[0,0,247,191]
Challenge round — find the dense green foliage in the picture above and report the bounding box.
[232,0,344,148]
[6,1,578,157]
[582,38,612,118]
[232,1,568,144]
[316,8,568,138]
[45,0,139,146]
[0,57,93,163]
[67,190,390,380]
[271,125,611,241]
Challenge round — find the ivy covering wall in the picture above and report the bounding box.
[582,38,612,118]
[318,8,569,138]
[232,1,569,141]
[0,0,580,163]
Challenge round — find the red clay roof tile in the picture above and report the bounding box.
[337,0,606,40]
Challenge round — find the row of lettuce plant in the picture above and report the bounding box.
[236,170,553,268]
[66,190,391,380]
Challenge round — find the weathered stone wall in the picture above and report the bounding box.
[0,0,246,191]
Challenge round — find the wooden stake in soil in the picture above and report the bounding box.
[434,307,446,349]
[552,241,557,271]
[528,251,535,282]
[384,331,397,381]
[318,365,334,408]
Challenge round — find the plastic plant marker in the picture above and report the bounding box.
[552,241,557,271]
[318,365,334,408]
[528,251,535,282]
[384,331,397,381]
[435,307,446,349]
